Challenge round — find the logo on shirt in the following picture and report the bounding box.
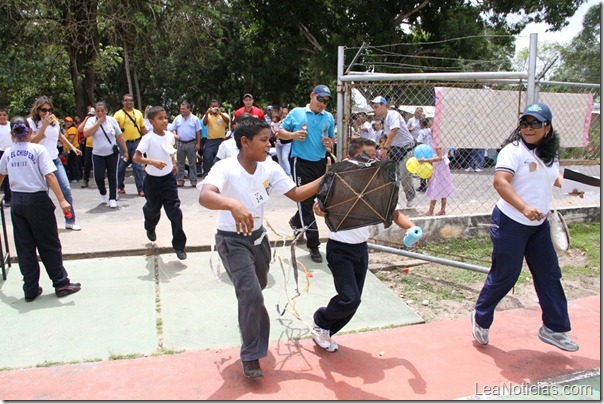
[263,179,272,194]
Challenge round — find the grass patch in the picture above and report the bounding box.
[109,353,145,361]
[568,222,600,268]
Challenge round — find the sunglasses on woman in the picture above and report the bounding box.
[39,107,54,113]
[519,119,546,129]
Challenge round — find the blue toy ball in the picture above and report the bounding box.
[413,144,433,160]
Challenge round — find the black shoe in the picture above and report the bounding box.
[416,186,427,192]
[309,247,323,263]
[55,282,81,297]
[242,359,264,379]
[25,287,43,302]
[146,229,157,242]
[175,250,187,260]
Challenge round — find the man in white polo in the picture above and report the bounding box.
[370,96,416,208]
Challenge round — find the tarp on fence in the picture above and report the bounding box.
[433,87,593,148]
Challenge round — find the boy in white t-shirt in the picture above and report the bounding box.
[199,117,326,379]
[311,138,422,352]
[133,106,187,260]
[0,117,81,301]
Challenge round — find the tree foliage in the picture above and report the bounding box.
[0,0,593,117]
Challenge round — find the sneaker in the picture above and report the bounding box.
[80,181,89,188]
[406,197,416,208]
[147,229,157,242]
[55,282,81,297]
[465,167,474,172]
[312,322,338,352]
[175,250,187,260]
[25,287,43,302]
[109,199,118,209]
[309,247,323,263]
[65,223,82,231]
[538,325,579,352]
[100,194,108,204]
[138,191,145,197]
[190,182,197,187]
[242,359,264,379]
[118,188,126,194]
[471,310,489,345]
[177,181,185,187]
[474,168,483,172]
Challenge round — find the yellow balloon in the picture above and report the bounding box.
[406,157,420,174]
[417,162,433,179]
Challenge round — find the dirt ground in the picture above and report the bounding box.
[369,247,600,324]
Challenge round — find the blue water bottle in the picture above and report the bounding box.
[403,226,422,247]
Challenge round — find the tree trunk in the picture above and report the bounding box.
[124,41,133,97]
[61,0,99,117]
[133,63,142,111]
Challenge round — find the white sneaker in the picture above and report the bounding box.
[109,199,118,209]
[465,167,474,172]
[474,168,483,172]
[65,223,82,231]
[100,194,108,204]
[312,322,338,352]
[471,310,489,345]
[406,197,416,208]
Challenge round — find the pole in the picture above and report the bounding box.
[367,243,490,274]
[527,33,538,104]
[336,46,345,160]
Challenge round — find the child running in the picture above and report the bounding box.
[0,117,81,301]
[311,138,422,352]
[133,106,187,260]
[198,117,326,379]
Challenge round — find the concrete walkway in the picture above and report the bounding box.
[0,173,600,400]
[0,293,599,400]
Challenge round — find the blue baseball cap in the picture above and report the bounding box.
[313,85,332,99]
[370,96,388,105]
[521,103,552,123]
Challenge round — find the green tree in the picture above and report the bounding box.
[550,3,601,84]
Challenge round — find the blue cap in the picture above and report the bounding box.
[521,103,552,123]
[313,85,332,99]
[267,105,273,110]
[370,96,388,105]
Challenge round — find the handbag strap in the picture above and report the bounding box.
[99,123,114,146]
[122,109,143,137]
[533,151,557,214]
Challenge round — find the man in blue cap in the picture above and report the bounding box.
[278,84,335,263]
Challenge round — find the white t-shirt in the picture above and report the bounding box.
[215,137,239,161]
[407,117,421,140]
[136,130,176,176]
[495,141,559,226]
[0,123,12,151]
[27,118,61,160]
[383,110,414,147]
[0,142,56,192]
[328,226,370,244]
[417,128,433,148]
[84,116,122,156]
[201,157,296,232]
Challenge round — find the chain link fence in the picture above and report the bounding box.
[341,79,600,218]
